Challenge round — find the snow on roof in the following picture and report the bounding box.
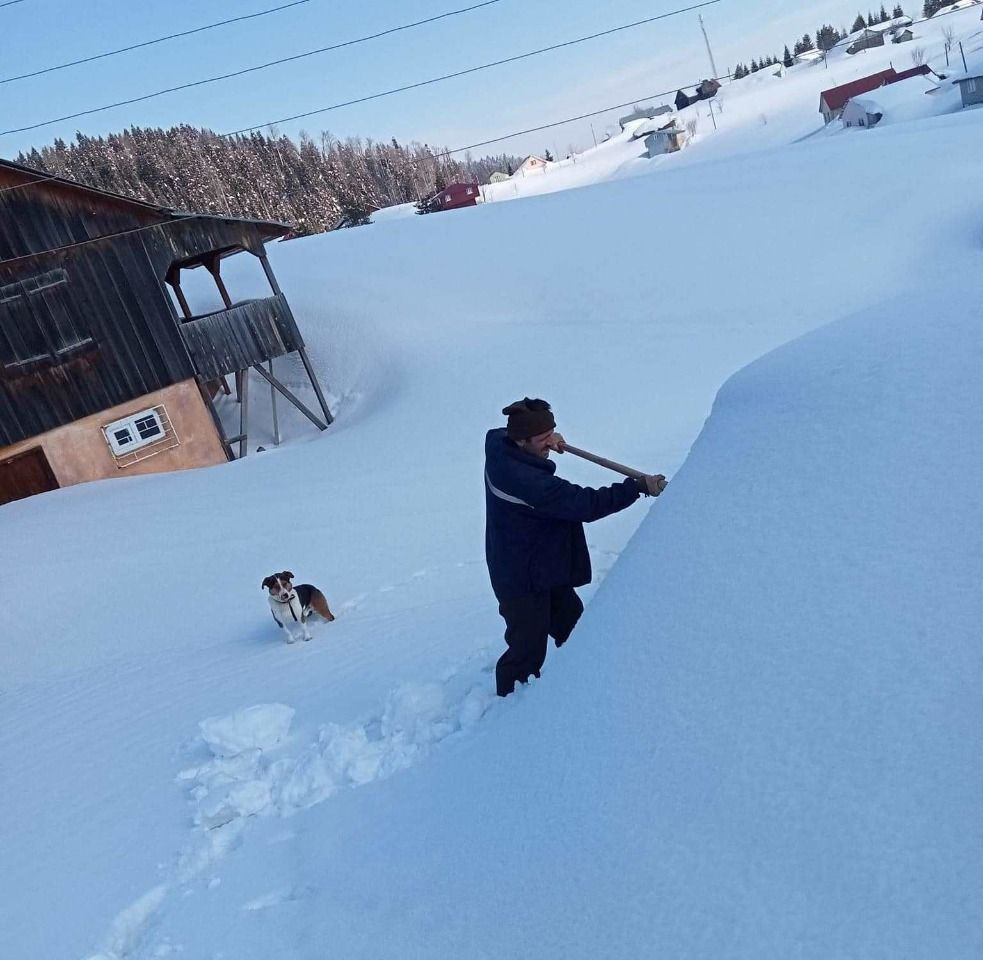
[629,117,678,139]
[865,15,914,32]
[821,69,898,111]
[848,74,941,119]
[947,60,983,82]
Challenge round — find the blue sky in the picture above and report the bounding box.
[0,0,861,161]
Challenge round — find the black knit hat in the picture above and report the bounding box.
[503,397,556,441]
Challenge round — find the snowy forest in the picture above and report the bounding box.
[16,126,521,234]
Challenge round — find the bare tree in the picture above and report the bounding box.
[685,117,698,136]
[942,25,956,52]
[910,45,926,65]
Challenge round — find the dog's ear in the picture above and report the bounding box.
[261,576,274,590]
[282,570,294,581]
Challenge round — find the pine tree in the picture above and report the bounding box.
[866,12,875,26]
[782,45,794,67]
[892,4,904,16]
[879,4,890,20]
[544,149,554,162]
[800,32,814,51]
[18,123,519,234]
[750,58,759,72]
[816,24,840,51]
[852,13,868,31]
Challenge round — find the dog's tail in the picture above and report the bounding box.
[309,588,336,622]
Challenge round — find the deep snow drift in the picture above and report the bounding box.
[2,63,983,960]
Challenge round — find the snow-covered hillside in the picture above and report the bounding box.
[2,15,983,960]
[401,5,983,210]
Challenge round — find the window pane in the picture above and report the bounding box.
[134,415,162,440]
[114,428,133,445]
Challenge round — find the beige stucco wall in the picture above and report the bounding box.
[0,378,228,488]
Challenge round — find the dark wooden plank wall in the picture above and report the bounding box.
[0,193,294,447]
[0,238,195,445]
[0,173,164,262]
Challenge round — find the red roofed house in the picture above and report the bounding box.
[418,182,481,215]
[819,65,932,123]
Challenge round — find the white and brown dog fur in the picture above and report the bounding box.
[262,571,335,643]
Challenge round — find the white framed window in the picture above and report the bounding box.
[967,78,978,94]
[103,407,167,456]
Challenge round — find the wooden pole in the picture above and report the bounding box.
[559,443,646,481]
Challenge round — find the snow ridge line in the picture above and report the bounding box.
[82,648,499,960]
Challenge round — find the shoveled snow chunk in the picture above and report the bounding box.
[199,704,295,758]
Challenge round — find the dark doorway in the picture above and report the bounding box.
[0,446,59,506]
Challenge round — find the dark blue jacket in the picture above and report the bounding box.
[484,428,642,600]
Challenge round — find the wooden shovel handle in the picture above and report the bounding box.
[558,442,647,481]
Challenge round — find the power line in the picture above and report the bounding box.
[0,0,506,136]
[222,0,722,136]
[0,0,28,8]
[0,0,314,85]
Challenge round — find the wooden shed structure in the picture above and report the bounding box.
[417,182,481,214]
[0,159,332,506]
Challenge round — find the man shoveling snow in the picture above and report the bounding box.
[484,398,666,697]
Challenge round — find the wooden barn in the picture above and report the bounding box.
[0,159,332,506]
[417,182,481,214]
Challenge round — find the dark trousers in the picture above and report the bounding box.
[495,587,584,697]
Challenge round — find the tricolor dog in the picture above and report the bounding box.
[262,571,335,643]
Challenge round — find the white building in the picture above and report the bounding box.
[513,155,551,176]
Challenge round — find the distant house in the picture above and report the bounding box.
[513,155,550,176]
[795,49,825,63]
[951,72,983,107]
[618,104,672,130]
[675,79,719,111]
[629,117,677,140]
[841,98,884,127]
[644,122,687,156]
[418,183,480,214]
[892,28,914,43]
[819,65,930,122]
[847,29,886,54]
[488,171,511,184]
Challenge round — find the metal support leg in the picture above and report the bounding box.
[268,360,281,445]
[251,364,327,430]
[238,368,249,458]
[297,347,334,425]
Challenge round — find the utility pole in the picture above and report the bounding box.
[698,14,719,79]
[590,123,598,147]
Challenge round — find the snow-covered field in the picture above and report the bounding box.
[2,10,983,959]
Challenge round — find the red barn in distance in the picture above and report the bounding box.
[418,182,481,215]
[819,64,932,123]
